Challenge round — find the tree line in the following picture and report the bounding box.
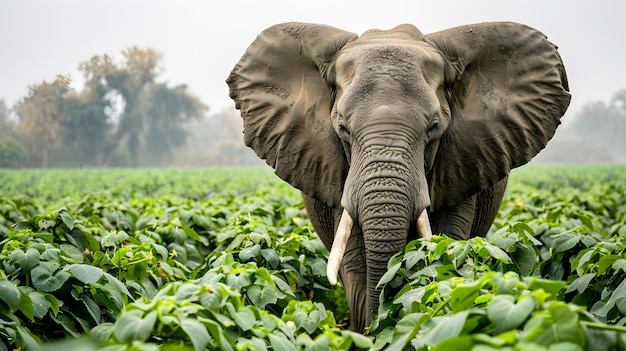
[0,47,208,168]
[535,90,626,164]
[0,46,624,167]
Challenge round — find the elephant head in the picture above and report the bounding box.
[227,22,570,330]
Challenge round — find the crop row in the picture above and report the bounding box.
[0,165,625,350]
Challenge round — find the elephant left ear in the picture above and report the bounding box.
[425,22,571,210]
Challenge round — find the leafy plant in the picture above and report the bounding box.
[1,165,626,350]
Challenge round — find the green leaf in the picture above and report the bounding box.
[449,278,483,312]
[552,231,580,253]
[205,317,235,350]
[180,219,207,245]
[414,310,470,348]
[404,249,426,270]
[239,337,268,351]
[60,244,84,263]
[59,210,75,230]
[523,303,585,346]
[101,230,130,248]
[343,331,374,349]
[17,288,34,321]
[309,335,331,351]
[114,310,157,342]
[90,322,116,344]
[484,244,512,264]
[10,247,40,272]
[103,272,132,297]
[260,248,280,269]
[548,342,584,351]
[239,244,261,261]
[293,309,320,334]
[527,277,567,298]
[565,273,595,294]
[598,255,621,274]
[226,272,251,290]
[512,243,539,276]
[180,317,211,351]
[16,326,41,350]
[29,291,52,319]
[0,279,21,310]
[227,305,256,331]
[269,333,296,351]
[78,293,101,324]
[612,258,626,273]
[31,261,71,292]
[378,261,402,287]
[430,335,475,351]
[65,264,104,285]
[577,213,594,230]
[487,295,536,333]
[175,283,200,303]
[247,284,277,309]
[386,313,429,351]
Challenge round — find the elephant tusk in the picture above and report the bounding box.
[327,209,354,286]
[417,209,433,239]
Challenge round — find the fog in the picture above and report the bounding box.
[1,0,624,115]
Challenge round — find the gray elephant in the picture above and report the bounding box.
[226,22,570,332]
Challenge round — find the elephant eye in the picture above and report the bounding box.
[337,119,350,139]
[427,118,440,138]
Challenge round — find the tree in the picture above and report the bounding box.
[537,89,626,164]
[63,93,110,166]
[14,75,72,167]
[0,99,12,138]
[6,47,206,168]
[142,83,206,165]
[77,47,206,166]
[564,90,626,162]
[0,99,30,168]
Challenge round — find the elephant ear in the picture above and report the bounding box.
[227,23,358,208]
[425,22,571,210]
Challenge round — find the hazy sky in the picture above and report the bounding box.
[1,0,624,120]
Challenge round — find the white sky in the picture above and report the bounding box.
[1,0,624,120]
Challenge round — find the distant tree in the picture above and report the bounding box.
[537,89,626,164]
[0,138,29,168]
[14,75,72,167]
[0,99,30,168]
[78,47,206,166]
[0,99,11,138]
[563,90,626,162]
[63,93,110,166]
[170,108,262,167]
[142,83,206,165]
[533,140,614,164]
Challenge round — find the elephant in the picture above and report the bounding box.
[226,21,570,332]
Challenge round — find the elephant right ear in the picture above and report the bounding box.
[227,23,358,208]
[425,22,571,211]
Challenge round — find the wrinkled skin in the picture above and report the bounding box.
[227,22,570,332]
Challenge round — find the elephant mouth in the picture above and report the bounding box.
[326,208,432,285]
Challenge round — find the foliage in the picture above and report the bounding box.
[536,88,626,163]
[13,75,72,167]
[0,165,625,350]
[5,47,207,168]
[0,138,29,168]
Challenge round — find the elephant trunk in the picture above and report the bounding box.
[342,141,430,321]
[360,177,413,316]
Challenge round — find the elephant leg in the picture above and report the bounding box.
[430,176,509,240]
[429,195,477,240]
[470,176,508,237]
[303,194,368,332]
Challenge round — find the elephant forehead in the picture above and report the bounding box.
[337,42,444,80]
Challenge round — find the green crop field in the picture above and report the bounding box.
[1,165,626,350]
